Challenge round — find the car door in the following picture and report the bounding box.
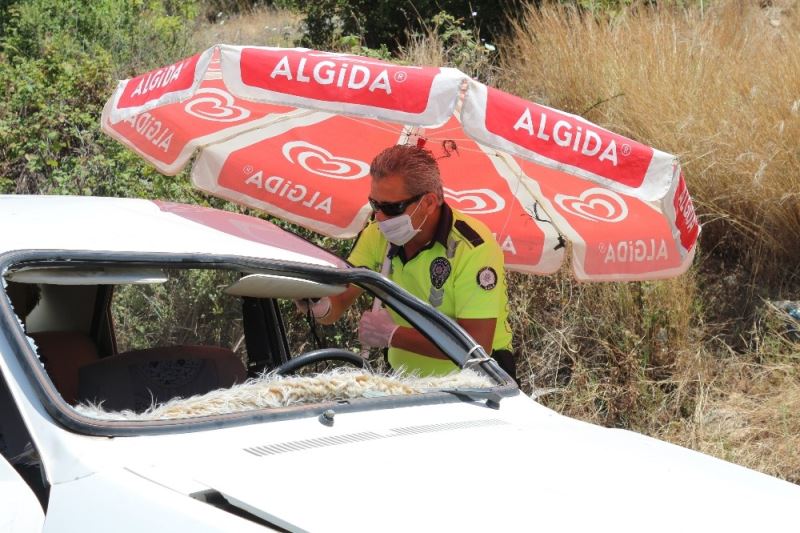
[1,363,45,532]
[0,454,44,532]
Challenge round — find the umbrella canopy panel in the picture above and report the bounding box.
[102,45,699,280]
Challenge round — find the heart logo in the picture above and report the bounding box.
[443,187,505,214]
[554,188,628,223]
[184,88,251,122]
[282,141,369,180]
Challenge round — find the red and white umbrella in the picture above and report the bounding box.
[102,45,699,280]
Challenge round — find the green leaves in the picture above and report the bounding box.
[0,0,200,198]
[294,0,518,54]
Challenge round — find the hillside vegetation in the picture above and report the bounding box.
[1,0,798,482]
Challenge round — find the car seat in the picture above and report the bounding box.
[28,331,100,405]
[77,345,247,412]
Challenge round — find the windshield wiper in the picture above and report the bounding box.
[437,388,502,409]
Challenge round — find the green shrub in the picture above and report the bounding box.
[294,0,521,52]
[398,11,498,82]
[112,268,245,353]
[0,0,204,198]
[2,0,199,75]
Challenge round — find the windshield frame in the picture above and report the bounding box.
[0,249,517,437]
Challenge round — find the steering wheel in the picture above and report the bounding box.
[274,348,369,376]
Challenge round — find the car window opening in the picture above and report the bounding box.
[2,263,496,424]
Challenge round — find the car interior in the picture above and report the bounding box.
[2,264,361,413]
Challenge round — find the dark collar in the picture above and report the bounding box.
[388,202,453,262]
[432,202,453,247]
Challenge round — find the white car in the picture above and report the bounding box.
[0,195,797,533]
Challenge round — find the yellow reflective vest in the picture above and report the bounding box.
[348,203,512,376]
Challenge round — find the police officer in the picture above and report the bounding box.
[303,144,515,380]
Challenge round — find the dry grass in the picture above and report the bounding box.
[658,302,800,483]
[662,359,800,483]
[509,268,800,481]
[506,267,699,426]
[190,5,302,49]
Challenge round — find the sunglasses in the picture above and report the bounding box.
[368,193,424,217]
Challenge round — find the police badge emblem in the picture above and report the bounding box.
[429,257,451,289]
[477,267,497,290]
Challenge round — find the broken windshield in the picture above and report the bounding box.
[1,255,507,435]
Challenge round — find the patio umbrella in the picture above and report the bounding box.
[101,45,699,280]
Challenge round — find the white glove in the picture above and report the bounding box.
[294,297,332,319]
[358,308,399,348]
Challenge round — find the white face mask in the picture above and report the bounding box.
[378,201,427,246]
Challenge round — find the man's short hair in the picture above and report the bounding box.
[370,145,444,204]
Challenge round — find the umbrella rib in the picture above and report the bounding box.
[493,151,566,247]
[340,115,406,136]
[498,155,530,245]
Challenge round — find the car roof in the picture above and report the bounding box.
[0,195,346,268]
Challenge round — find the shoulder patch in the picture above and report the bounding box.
[454,219,484,248]
[477,267,498,290]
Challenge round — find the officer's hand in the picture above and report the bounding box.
[294,297,332,319]
[358,308,398,348]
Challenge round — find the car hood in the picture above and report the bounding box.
[126,397,798,532]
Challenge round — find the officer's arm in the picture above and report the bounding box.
[316,285,363,325]
[457,317,497,354]
[390,317,496,360]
